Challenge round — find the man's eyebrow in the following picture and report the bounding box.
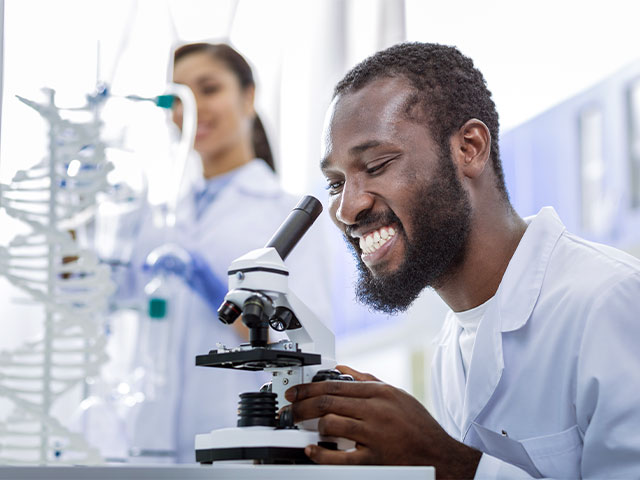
[349,140,381,155]
[320,140,382,172]
[320,157,331,171]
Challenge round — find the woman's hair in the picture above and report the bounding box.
[174,43,275,172]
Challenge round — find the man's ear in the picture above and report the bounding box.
[451,119,491,179]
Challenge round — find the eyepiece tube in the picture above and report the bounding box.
[265,196,323,260]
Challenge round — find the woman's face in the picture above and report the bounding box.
[172,51,255,158]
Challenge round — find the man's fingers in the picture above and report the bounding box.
[290,395,368,424]
[317,413,369,441]
[285,377,383,403]
[306,443,372,465]
[336,364,380,382]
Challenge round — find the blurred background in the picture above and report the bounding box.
[1,0,640,457]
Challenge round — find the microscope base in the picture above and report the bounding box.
[196,446,311,464]
[195,426,347,464]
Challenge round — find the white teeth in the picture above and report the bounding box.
[358,226,396,256]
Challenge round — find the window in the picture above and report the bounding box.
[579,107,606,233]
[627,78,640,209]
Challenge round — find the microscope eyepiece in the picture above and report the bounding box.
[264,195,322,261]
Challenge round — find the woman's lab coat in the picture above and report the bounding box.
[124,159,333,463]
[431,207,640,479]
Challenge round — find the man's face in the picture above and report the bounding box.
[321,77,472,313]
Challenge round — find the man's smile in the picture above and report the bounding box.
[357,225,397,254]
[345,212,403,268]
[360,229,399,267]
[346,216,402,273]
[350,226,399,268]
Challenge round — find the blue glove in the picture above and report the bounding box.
[143,244,227,314]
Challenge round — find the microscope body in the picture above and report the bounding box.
[196,245,336,404]
[194,196,352,464]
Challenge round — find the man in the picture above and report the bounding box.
[285,42,640,478]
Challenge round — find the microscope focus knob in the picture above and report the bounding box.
[237,392,277,427]
[312,369,355,382]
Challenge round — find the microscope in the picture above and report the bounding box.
[194,196,353,464]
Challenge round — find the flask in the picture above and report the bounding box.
[139,272,175,399]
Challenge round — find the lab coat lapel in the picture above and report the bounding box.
[460,207,566,441]
[434,316,468,435]
[461,299,504,441]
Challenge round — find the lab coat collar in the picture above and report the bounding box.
[431,207,564,342]
[189,158,281,200]
[460,206,565,440]
[230,159,282,197]
[176,159,281,232]
[497,206,565,333]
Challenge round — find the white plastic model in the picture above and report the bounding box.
[0,89,115,464]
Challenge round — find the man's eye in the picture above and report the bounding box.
[366,159,392,175]
[325,180,344,195]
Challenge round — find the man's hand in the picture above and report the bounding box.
[285,365,481,479]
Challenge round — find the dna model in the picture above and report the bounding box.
[0,88,115,464]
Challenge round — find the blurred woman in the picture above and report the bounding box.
[124,43,332,463]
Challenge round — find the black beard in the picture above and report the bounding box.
[344,152,472,314]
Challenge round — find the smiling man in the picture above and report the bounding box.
[286,43,640,478]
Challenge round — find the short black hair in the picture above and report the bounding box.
[334,42,508,200]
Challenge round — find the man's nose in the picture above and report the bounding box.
[335,180,374,225]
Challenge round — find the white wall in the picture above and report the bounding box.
[405,0,640,132]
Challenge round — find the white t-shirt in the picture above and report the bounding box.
[453,297,494,379]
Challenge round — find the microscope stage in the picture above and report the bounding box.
[196,348,321,371]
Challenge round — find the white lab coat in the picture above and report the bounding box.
[431,207,640,478]
[123,159,333,463]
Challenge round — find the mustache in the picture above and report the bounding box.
[344,209,403,240]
